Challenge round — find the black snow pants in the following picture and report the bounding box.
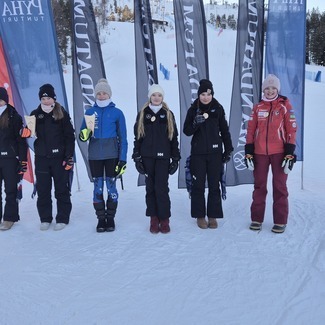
[190,153,223,219]
[0,158,20,222]
[142,157,171,220]
[35,156,72,224]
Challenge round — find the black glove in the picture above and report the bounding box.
[132,153,146,175]
[244,144,255,171]
[245,143,254,155]
[168,159,179,175]
[17,161,27,174]
[115,160,127,177]
[222,152,231,163]
[135,160,146,175]
[193,114,205,127]
[63,157,74,171]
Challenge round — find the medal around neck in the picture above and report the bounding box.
[203,113,209,119]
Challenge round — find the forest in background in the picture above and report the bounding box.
[51,0,325,67]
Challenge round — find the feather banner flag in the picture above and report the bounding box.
[226,0,265,186]
[0,0,70,187]
[265,0,306,161]
[173,0,209,188]
[0,38,34,186]
[72,0,107,181]
[134,0,158,186]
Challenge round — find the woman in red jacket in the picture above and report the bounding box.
[245,74,297,233]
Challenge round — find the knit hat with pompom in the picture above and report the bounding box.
[94,78,112,98]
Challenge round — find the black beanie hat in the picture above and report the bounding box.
[198,79,214,97]
[39,83,56,100]
[0,87,9,104]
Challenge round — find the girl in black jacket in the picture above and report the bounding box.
[183,79,233,229]
[27,84,75,231]
[0,87,28,231]
[133,84,180,233]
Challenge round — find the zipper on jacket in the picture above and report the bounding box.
[265,103,273,155]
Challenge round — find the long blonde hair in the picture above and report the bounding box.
[137,101,175,141]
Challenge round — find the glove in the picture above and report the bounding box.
[135,160,146,175]
[222,151,231,163]
[193,114,205,127]
[20,127,32,138]
[17,161,27,174]
[63,157,74,171]
[79,128,92,142]
[245,154,254,171]
[244,143,255,171]
[115,160,127,177]
[282,154,296,174]
[281,143,296,174]
[168,159,179,175]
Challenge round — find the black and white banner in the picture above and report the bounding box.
[134,0,158,186]
[226,0,264,186]
[134,0,158,110]
[72,0,106,180]
[174,0,209,188]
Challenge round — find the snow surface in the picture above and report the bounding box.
[1,21,325,325]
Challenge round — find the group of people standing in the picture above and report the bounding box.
[0,73,296,234]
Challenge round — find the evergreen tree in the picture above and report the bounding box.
[51,0,71,65]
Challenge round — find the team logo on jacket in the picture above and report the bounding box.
[212,144,218,148]
[258,111,268,118]
[38,114,44,119]
[157,152,164,157]
[52,149,59,153]
[160,114,166,119]
[146,114,152,120]
[1,152,8,156]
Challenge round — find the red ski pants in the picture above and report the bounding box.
[251,153,289,225]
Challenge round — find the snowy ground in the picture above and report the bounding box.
[1,21,325,325]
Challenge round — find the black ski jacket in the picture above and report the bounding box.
[31,104,75,159]
[183,98,233,156]
[133,106,180,160]
[0,104,27,161]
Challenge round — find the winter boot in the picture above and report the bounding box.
[208,218,218,229]
[54,223,67,231]
[150,216,159,234]
[40,222,51,231]
[0,221,14,231]
[94,202,106,233]
[96,218,107,233]
[106,200,117,232]
[249,222,262,231]
[271,224,286,233]
[160,218,170,234]
[197,217,208,229]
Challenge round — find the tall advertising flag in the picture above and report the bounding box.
[0,0,67,185]
[174,0,209,188]
[72,0,106,180]
[0,0,69,115]
[0,39,34,184]
[226,0,264,186]
[134,0,158,109]
[134,0,158,186]
[265,0,306,161]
